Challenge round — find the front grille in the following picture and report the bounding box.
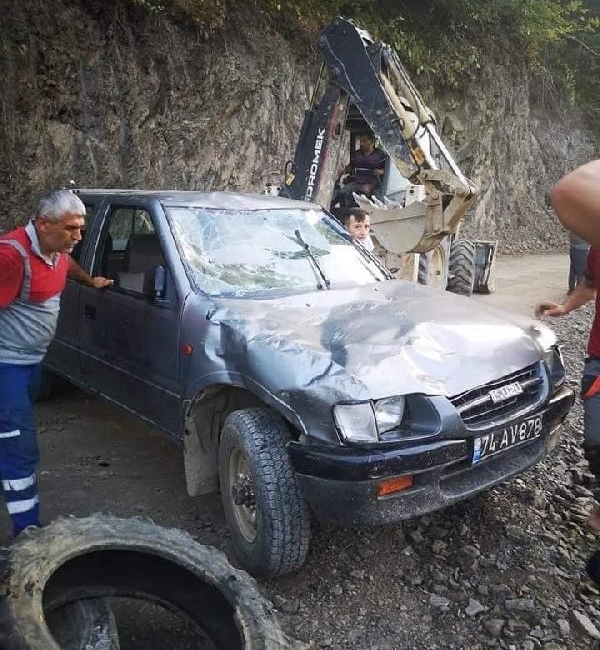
[449,364,543,428]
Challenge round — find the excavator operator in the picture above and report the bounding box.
[331,133,386,209]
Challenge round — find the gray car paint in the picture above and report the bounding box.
[56,190,555,446]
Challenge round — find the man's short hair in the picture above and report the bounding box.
[33,189,86,223]
[343,208,370,226]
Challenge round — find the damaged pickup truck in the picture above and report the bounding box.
[44,189,574,577]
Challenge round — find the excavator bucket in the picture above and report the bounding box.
[354,168,479,254]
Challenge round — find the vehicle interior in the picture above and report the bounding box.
[97,208,166,294]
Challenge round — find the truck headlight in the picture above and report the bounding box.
[334,403,378,443]
[374,397,406,434]
[544,345,566,388]
[531,323,557,352]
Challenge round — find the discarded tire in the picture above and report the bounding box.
[0,515,296,650]
[446,239,476,296]
[46,599,119,650]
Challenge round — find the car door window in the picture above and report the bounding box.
[95,207,165,295]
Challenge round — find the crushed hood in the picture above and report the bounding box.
[208,280,549,401]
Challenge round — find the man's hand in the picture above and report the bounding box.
[536,282,596,318]
[535,301,566,318]
[90,276,114,289]
[68,258,113,289]
[373,168,384,178]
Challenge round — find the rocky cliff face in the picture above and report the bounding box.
[1,0,598,251]
[0,1,315,226]
[440,61,598,252]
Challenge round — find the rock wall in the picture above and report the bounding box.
[440,60,598,252]
[0,0,598,251]
[0,1,315,227]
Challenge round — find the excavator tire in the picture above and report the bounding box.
[446,239,476,297]
[418,245,448,290]
[0,515,297,650]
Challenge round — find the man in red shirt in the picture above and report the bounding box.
[541,159,600,581]
[0,189,112,535]
[537,246,600,525]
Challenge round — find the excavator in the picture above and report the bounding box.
[276,16,496,295]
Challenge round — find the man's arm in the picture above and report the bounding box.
[551,159,600,247]
[535,277,596,317]
[67,257,113,289]
[0,250,24,308]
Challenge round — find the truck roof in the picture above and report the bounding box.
[74,189,320,211]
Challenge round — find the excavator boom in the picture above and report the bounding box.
[281,17,479,255]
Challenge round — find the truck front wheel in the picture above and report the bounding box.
[218,407,311,578]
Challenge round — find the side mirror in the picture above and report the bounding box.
[145,265,167,300]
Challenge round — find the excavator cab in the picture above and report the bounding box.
[278,16,497,295]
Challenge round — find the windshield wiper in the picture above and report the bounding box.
[350,237,389,281]
[294,229,331,290]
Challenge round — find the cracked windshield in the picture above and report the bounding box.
[166,206,386,296]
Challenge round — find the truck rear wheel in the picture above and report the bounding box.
[219,407,311,578]
[446,239,476,296]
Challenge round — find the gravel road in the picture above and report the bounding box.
[5,253,600,650]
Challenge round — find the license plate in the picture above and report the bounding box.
[472,415,543,464]
[489,381,523,404]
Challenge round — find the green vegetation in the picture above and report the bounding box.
[128,0,600,106]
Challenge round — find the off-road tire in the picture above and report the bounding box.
[219,408,311,578]
[0,515,294,650]
[418,245,448,289]
[46,599,119,650]
[446,239,476,296]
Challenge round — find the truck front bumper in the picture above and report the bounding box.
[288,386,574,527]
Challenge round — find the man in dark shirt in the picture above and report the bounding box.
[332,133,386,208]
[537,246,600,526]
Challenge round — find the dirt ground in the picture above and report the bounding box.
[471,253,570,315]
[8,252,598,650]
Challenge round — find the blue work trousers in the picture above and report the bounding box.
[0,362,41,535]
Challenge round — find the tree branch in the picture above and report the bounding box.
[567,35,600,58]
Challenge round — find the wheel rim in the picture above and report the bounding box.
[228,448,258,543]
[428,246,446,288]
